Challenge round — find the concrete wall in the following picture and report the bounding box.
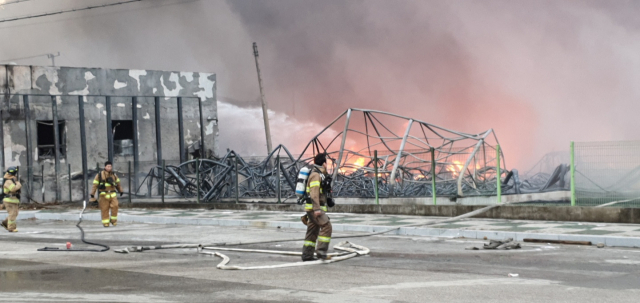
[213,191,571,206]
[118,202,640,224]
[0,65,217,202]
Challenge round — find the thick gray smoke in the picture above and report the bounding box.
[2,0,639,168]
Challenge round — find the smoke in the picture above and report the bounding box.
[2,0,640,169]
[217,101,341,157]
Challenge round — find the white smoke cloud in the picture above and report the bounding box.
[3,0,640,169]
[217,101,339,157]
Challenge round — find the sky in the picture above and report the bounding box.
[1,0,639,170]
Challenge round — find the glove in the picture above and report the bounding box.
[90,194,94,199]
[120,192,123,197]
[301,215,308,226]
[327,198,335,208]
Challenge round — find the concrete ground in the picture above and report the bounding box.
[1,217,640,302]
[20,208,640,247]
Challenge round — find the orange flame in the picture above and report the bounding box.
[446,160,464,177]
[353,157,366,167]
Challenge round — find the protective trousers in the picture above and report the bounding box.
[98,195,119,226]
[2,202,18,231]
[302,211,332,259]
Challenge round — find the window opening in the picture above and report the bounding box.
[113,120,134,156]
[37,120,66,159]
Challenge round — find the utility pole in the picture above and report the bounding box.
[47,52,60,66]
[253,42,273,155]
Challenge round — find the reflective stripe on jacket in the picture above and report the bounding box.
[90,170,123,197]
[2,174,22,204]
[306,166,328,211]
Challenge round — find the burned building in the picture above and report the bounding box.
[0,65,218,203]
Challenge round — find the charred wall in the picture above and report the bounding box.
[0,65,217,202]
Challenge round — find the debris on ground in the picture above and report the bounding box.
[466,238,521,250]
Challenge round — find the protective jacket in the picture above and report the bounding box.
[2,173,22,232]
[302,165,332,260]
[2,173,22,204]
[305,165,328,212]
[90,170,123,198]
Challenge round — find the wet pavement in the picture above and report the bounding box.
[1,219,640,302]
[17,208,640,247]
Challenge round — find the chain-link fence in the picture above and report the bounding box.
[574,141,640,207]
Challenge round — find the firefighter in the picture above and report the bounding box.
[1,166,22,232]
[90,161,123,227]
[301,153,333,261]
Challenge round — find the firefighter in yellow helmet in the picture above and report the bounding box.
[301,153,333,261]
[90,161,123,227]
[1,166,22,232]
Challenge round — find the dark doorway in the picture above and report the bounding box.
[37,120,65,159]
[113,120,134,156]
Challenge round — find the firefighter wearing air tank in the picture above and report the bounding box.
[90,161,123,227]
[301,153,333,261]
[2,166,22,232]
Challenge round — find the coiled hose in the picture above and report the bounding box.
[38,201,110,252]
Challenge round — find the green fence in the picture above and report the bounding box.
[572,140,640,207]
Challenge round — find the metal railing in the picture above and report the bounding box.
[0,93,210,204]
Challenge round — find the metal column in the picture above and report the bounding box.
[177,97,185,163]
[154,97,162,166]
[374,150,379,204]
[106,96,114,163]
[23,95,33,200]
[128,161,132,204]
[431,147,436,205]
[234,156,239,204]
[496,144,502,203]
[155,97,162,196]
[333,108,352,179]
[253,42,273,155]
[198,97,206,158]
[132,97,139,191]
[570,141,576,206]
[0,109,5,173]
[78,96,89,203]
[68,164,72,202]
[389,119,413,193]
[51,96,61,201]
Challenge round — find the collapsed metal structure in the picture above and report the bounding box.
[136,109,569,201]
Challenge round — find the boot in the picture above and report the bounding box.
[111,220,117,226]
[316,251,330,260]
[1,219,7,230]
[301,246,317,262]
[103,223,110,227]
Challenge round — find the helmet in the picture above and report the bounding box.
[6,166,18,175]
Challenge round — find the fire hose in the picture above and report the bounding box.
[113,203,509,269]
[37,201,110,252]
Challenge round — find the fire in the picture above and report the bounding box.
[338,157,367,174]
[447,160,464,177]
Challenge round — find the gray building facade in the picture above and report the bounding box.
[0,65,218,202]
